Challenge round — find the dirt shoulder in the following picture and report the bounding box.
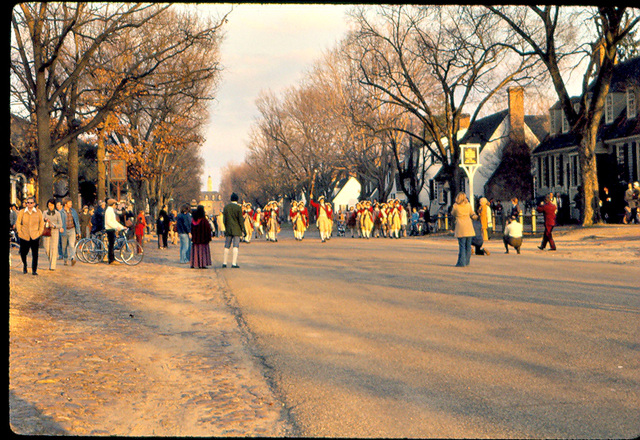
[8,236,291,436]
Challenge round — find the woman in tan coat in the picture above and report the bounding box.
[451,192,477,267]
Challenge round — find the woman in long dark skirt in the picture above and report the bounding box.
[190,205,212,268]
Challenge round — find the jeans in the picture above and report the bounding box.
[179,233,191,263]
[456,236,473,267]
[60,230,76,262]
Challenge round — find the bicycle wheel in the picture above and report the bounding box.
[75,238,89,263]
[83,238,105,264]
[120,240,143,265]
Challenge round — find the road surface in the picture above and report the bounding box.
[216,227,640,438]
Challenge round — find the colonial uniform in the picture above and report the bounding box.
[310,196,332,242]
[359,201,374,239]
[242,203,254,243]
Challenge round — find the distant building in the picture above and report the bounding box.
[332,176,361,211]
[199,175,224,217]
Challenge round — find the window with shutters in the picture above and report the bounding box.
[605,94,614,124]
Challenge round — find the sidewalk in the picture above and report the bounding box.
[8,236,291,436]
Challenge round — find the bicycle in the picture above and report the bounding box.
[79,230,143,265]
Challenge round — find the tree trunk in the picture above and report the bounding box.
[97,131,106,202]
[579,124,601,226]
[36,101,53,209]
[68,137,79,208]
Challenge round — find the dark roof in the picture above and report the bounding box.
[531,132,579,155]
[458,110,548,149]
[524,115,549,143]
[605,56,640,93]
[533,109,640,155]
[459,110,507,146]
[602,107,640,141]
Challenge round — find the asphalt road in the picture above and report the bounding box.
[214,228,639,438]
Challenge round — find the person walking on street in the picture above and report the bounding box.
[626,182,640,224]
[310,196,333,242]
[176,204,192,264]
[16,196,44,275]
[537,193,557,251]
[60,197,80,266]
[222,193,246,268]
[105,199,126,264]
[156,206,170,249]
[503,216,523,254]
[190,205,212,269]
[42,199,63,270]
[452,192,477,267]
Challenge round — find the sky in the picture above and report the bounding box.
[195,3,355,192]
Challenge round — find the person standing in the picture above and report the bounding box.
[105,198,126,264]
[134,209,147,247]
[60,197,80,266]
[627,182,640,224]
[79,205,92,238]
[91,200,106,235]
[503,216,523,254]
[222,193,245,268]
[477,197,490,242]
[509,197,521,220]
[16,196,44,275]
[176,204,192,264]
[156,206,170,249]
[42,199,62,270]
[537,193,557,251]
[451,192,477,267]
[190,205,212,268]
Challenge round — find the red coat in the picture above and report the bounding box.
[299,207,309,226]
[135,213,146,236]
[310,200,331,218]
[536,202,556,226]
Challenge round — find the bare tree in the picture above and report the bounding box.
[489,5,640,225]
[347,5,541,204]
[11,3,226,209]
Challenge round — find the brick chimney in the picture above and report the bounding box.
[508,86,525,145]
[456,113,471,132]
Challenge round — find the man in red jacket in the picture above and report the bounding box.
[536,193,557,251]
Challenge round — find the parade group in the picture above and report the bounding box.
[236,196,416,244]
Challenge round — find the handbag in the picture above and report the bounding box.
[42,226,52,237]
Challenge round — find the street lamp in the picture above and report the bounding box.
[460,143,481,211]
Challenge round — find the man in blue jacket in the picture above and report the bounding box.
[176,204,192,264]
[60,197,81,266]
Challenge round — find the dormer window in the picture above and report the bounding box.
[605,94,614,124]
[628,88,637,119]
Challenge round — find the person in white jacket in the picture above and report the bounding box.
[503,215,523,254]
[105,198,126,264]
